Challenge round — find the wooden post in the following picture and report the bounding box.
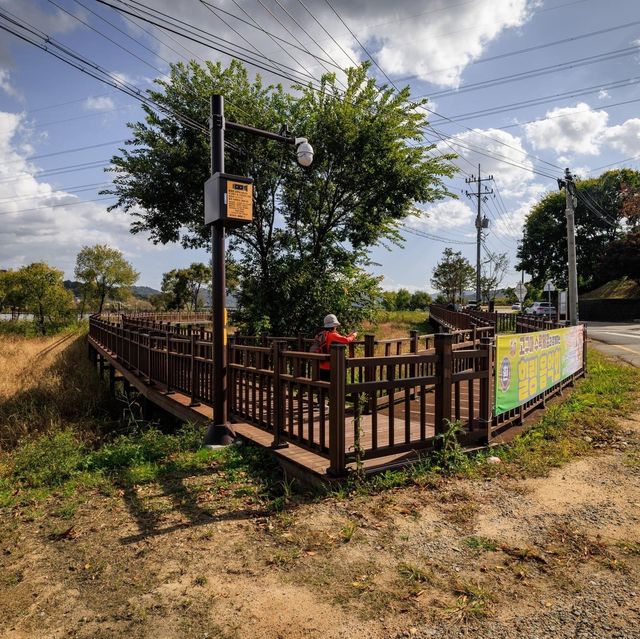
[189,327,200,407]
[271,340,288,449]
[108,364,115,394]
[410,330,418,399]
[328,344,347,476]
[165,332,174,394]
[434,333,453,437]
[479,336,494,444]
[364,333,375,414]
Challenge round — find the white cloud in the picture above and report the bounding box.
[523,103,609,155]
[439,128,535,192]
[0,69,21,100]
[602,118,640,156]
[108,0,536,89]
[598,89,610,100]
[409,199,475,232]
[0,111,164,277]
[84,96,115,111]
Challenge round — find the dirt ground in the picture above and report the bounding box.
[1,406,638,639]
[1,335,639,639]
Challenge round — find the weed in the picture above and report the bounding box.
[192,575,207,586]
[398,561,431,584]
[340,520,358,543]
[464,536,498,552]
[269,547,301,569]
[432,420,469,474]
[447,581,494,621]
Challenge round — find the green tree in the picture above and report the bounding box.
[105,60,454,334]
[395,288,412,310]
[161,262,210,310]
[430,248,474,303]
[518,169,639,290]
[381,290,397,311]
[594,230,640,285]
[16,263,74,334]
[0,270,26,319]
[74,245,139,314]
[408,290,431,310]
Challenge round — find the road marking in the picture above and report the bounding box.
[609,344,640,356]
[591,331,640,340]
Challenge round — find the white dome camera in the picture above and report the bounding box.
[295,137,313,167]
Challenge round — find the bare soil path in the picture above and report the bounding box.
[1,407,639,639]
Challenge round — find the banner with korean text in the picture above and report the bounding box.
[495,325,584,415]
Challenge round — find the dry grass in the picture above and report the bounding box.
[0,330,110,450]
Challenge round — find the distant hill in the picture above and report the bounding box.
[131,285,160,299]
[63,280,160,300]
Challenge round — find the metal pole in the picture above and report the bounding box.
[204,94,233,445]
[564,168,579,326]
[476,164,482,305]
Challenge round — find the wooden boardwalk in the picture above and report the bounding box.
[89,335,485,481]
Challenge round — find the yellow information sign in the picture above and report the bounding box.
[226,180,253,222]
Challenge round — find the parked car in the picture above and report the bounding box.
[525,301,556,316]
[511,302,522,311]
[465,300,480,310]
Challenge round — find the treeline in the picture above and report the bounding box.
[380,289,431,311]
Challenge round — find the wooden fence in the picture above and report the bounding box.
[89,308,585,477]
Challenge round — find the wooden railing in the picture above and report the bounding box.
[89,311,585,476]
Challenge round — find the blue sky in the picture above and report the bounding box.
[0,0,639,292]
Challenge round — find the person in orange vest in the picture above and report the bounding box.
[317,314,357,382]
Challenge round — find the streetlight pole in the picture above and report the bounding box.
[203,94,313,445]
[206,94,229,444]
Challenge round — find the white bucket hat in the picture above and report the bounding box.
[323,313,340,328]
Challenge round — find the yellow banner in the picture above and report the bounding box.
[495,325,584,415]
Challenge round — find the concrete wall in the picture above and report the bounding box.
[579,299,640,321]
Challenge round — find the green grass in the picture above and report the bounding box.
[333,347,640,497]
[0,318,85,337]
[0,422,283,515]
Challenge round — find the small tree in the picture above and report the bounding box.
[0,270,26,319]
[395,288,412,311]
[430,248,474,303]
[381,291,397,311]
[16,262,74,334]
[409,290,431,310]
[160,263,210,310]
[480,251,509,303]
[75,245,138,313]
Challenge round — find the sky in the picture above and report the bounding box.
[0,0,639,292]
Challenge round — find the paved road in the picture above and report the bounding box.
[586,321,640,368]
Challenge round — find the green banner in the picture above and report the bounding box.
[495,325,584,416]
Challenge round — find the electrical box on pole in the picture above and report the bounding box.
[204,173,254,227]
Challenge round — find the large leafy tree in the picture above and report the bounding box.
[74,245,139,313]
[517,169,640,290]
[430,248,475,303]
[595,231,640,284]
[105,60,454,333]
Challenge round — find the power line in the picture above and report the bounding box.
[403,226,475,245]
[0,139,126,167]
[392,18,640,84]
[0,182,111,204]
[46,0,169,79]
[423,45,640,100]
[0,196,117,217]
[430,74,640,125]
[0,159,110,183]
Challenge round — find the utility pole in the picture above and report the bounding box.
[558,168,579,325]
[465,165,493,305]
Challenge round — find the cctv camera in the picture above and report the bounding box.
[295,137,313,167]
